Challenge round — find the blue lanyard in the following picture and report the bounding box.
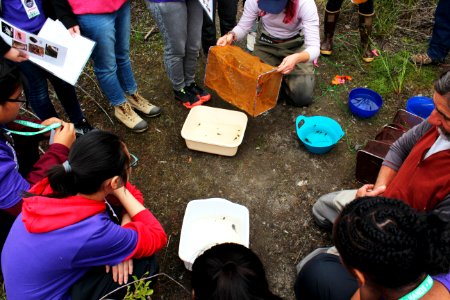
[4,120,61,136]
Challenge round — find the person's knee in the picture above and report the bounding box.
[295,253,358,300]
[285,74,315,106]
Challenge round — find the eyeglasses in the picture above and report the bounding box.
[4,91,27,108]
[129,153,138,168]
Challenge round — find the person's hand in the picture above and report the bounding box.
[277,54,300,74]
[68,25,80,38]
[52,121,76,149]
[41,117,63,127]
[4,48,28,62]
[217,33,234,46]
[355,184,386,198]
[106,259,133,285]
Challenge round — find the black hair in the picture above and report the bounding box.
[333,196,450,289]
[0,61,21,103]
[191,243,282,300]
[434,70,450,103]
[47,130,130,196]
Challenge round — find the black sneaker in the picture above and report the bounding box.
[74,118,94,137]
[174,88,202,109]
[185,83,211,103]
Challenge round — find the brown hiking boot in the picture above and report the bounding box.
[114,102,148,133]
[410,53,435,65]
[320,10,340,56]
[126,92,161,117]
[359,12,375,63]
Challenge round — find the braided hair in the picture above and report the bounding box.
[334,196,450,289]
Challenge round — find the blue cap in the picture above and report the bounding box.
[258,0,289,14]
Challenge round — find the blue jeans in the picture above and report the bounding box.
[18,61,84,123]
[147,0,203,91]
[428,0,450,61]
[77,1,137,106]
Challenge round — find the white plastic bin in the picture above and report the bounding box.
[178,198,250,270]
[181,106,248,156]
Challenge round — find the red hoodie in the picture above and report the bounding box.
[23,178,167,259]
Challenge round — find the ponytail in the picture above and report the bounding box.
[47,131,130,197]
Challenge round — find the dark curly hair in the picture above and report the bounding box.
[333,196,450,289]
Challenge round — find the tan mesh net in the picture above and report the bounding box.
[205,45,282,117]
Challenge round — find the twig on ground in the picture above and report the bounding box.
[144,26,159,41]
[76,84,114,125]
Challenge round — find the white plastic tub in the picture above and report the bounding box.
[178,198,250,271]
[181,106,248,156]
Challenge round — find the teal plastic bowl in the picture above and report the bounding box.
[295,115,345,154]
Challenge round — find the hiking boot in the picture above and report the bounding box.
[185,83,211,103]
[174,88,202,109]
[74,118,94,137]
[320,10,340,56]
[126,92,161,117]
[114,102,148,133]
[410,53,440,65]
[359,12,375,63]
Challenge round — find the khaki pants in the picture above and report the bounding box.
[254,25,315,106]
[312,189,357,228]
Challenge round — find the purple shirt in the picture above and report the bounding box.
[0,132,29,209]
[2,0,46,33]
[2,211,138,299]
[434,273,450,291]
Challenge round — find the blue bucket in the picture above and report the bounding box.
[295,115,345,154]
[348,88,383,118]
[406,96,434,119]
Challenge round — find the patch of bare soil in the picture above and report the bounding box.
[70,1,441,299]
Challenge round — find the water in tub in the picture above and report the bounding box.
[192,121,242,144]
[186,216,244,261]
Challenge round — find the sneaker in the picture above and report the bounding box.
[185,83,211,103]
[126,92,161,117]
[174,88,202,109]
[74,118,94,137]
[114,102,148,133]
[410,53,440,65]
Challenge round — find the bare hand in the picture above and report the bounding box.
[217,34,234,46]
[52,121,76,149]
[68,25,80,38]
[277,54,299,74]
[106,259,133,285]
[4,48,28,62]
[355,184,386,198]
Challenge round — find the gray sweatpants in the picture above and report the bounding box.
[147,0,203,91]
[312,189,357,228]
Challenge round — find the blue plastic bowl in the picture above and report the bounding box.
[348,88,383,118]
[406,96,434,119]
[295,115,345,154]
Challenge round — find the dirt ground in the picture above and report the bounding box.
[69,1,443,299]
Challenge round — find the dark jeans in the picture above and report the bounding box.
[70,256,159,300]
[201,0,238,55]
[326,0,374,14]
[294,253,358,300]
[18,60,84,123]
[428,0,450,61]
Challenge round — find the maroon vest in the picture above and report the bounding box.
[384,126,450,211]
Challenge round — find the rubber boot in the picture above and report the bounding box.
[320,9,340,56]
[359,12,375,63]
